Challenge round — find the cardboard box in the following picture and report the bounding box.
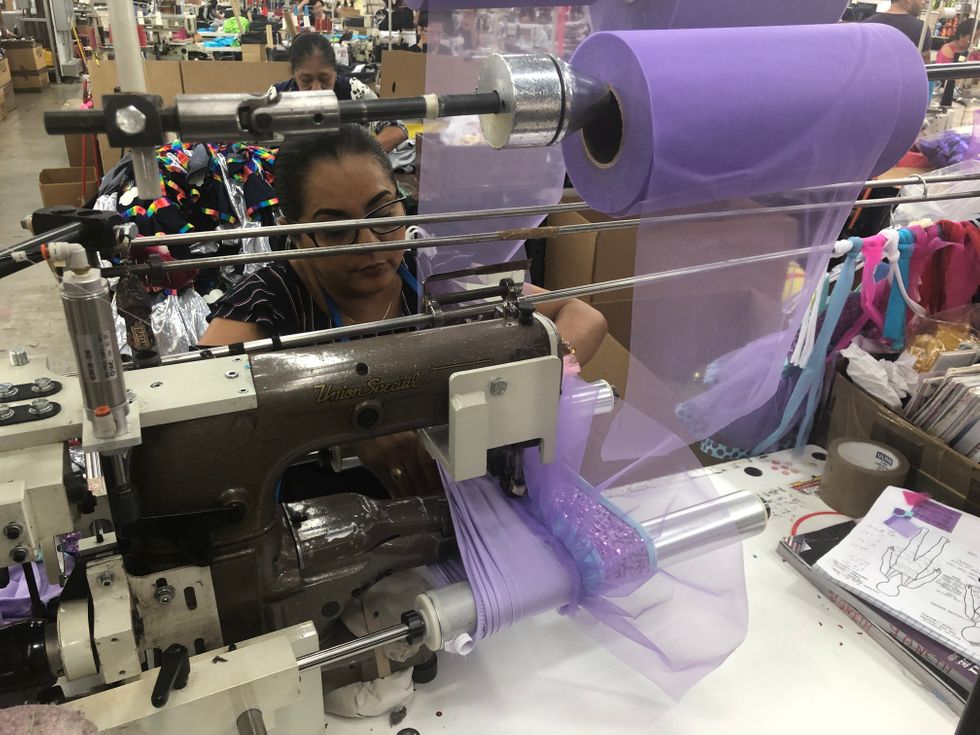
[0,57,11,88]
[0,86,6,122]
[378,50,426,98]
[544,209,637,346]
[1,41,46,73]
[65,135,99,168]
[39,167,99,208]
[179,60,290,94]
[241,43,268,63]
[12,70,49,91]
[1,82,15,112]
[825,371,980,514]
[544,204,800,361]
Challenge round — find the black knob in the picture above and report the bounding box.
[518,301,535,325]
[412,653,438,685]
[9,546,28,564]
[151,643,190,708]
[2,523,21,540]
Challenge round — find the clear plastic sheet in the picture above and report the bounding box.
[414,7,566,286]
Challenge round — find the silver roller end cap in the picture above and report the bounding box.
[478,53,612,150]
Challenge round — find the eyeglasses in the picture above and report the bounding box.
[301,196,408,248]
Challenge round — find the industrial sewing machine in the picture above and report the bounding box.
[0,22,888,730]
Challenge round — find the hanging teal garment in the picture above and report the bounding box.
[751,237,863,454]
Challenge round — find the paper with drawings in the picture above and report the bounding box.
[815,485,980,660]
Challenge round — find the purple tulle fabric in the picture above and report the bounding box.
[435,376,752,699]
[588,0,848,33]
[0,563,62,624]
[416,7,927,700]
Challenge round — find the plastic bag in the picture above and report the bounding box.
[841,342,918,409]
[893,159,980,226]
[905,304,980,372]
[150,289,211,355]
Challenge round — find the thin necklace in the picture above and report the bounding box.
[339,292,396,325]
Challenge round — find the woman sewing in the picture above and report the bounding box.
[200,124,608,498]
[275,33,407,152]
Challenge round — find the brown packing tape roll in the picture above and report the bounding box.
[820,438,910,518]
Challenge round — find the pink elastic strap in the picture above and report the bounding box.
[834,233,887,351]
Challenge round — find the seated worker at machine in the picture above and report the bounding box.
[275,33,408,152]
[297,0,332,32]
[199,124,608,498]
[936,20,975,63]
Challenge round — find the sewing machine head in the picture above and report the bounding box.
[0,232,569,713]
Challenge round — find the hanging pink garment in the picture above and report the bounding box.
[834,232,891,350]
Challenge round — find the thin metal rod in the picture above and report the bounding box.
[160,241,824,365]
[925,61,980,81]
[129,201,593,248]
[296,622,409,672]
[125,170,980,250]
[112,187,980,275]
[522,243,828,305]
[160,302,494,365]
[0,222,84,260]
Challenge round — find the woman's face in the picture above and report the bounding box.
[292,155,407,300]
[293,53,336,91]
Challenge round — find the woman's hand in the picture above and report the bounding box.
[349,431,443,497]
[523,284,608,366]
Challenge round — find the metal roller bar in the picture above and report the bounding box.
[123,170,980,249]
[103,187,980,276]
[296,621,411,672]
[339,92,502,125]
[160,305,489,365]
[129,201,594,248]
[0,222,84,261]
[924,61,980,81]
[43,92,503,137]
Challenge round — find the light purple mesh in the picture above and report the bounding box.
[588,0,848,32]
[408,0,847,21]
[436,375,752,698]
[0,563,62,624]
[417,13,927,701]
[562,24,927,447]
[415,15,566,286]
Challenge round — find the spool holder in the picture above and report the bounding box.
[42,53,614,153]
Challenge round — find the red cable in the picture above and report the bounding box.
[790,511,844,537]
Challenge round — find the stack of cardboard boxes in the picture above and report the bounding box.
[0,40,50,92]
[0,51,13,120]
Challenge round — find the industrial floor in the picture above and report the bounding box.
[0,82,82,373]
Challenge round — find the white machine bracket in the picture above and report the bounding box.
[422,355,562,482]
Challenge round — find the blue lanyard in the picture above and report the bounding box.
[320,262,418,342]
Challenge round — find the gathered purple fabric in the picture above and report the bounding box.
[0,563,62,624]
[435,377,751,699]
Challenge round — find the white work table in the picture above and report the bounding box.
[326,447,960,734]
